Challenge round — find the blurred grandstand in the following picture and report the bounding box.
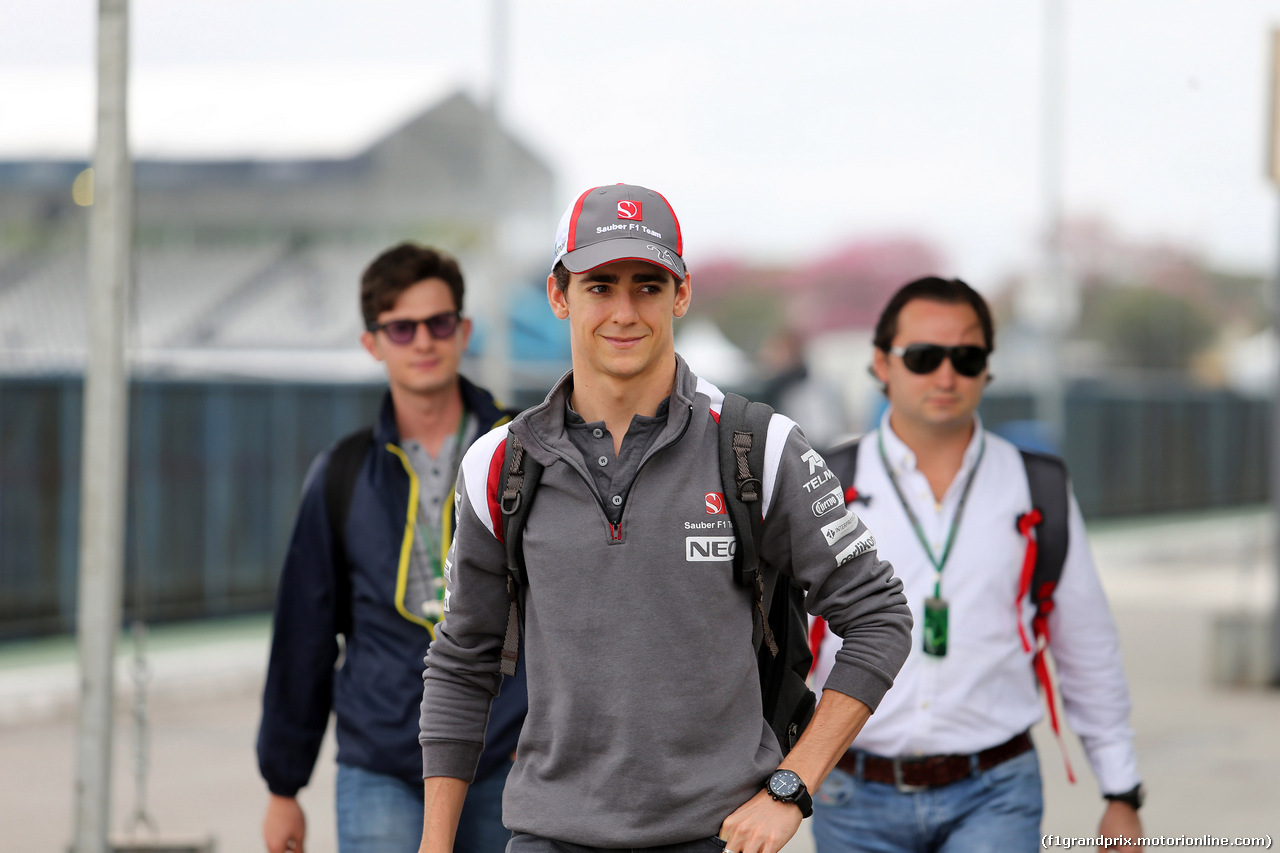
[0,86,574,637]
[0,88,569,391]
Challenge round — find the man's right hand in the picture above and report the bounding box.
[263,794,306,853]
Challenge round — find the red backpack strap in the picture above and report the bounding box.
[807,616,827,678]
[1016,449,1075,783]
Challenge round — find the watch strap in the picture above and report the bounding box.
[792,785,813,818]
[1103,783,1144,810]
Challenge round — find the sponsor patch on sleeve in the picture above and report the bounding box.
[811,485,844,517]
[835,530,876,565]
[819,511,860,547]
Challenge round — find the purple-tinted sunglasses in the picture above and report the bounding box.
[367,311,461,345]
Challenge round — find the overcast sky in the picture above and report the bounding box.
[4,0,1280,285]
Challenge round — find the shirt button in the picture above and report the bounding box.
[592,428,604,438]
[611,495,623,506]
[598,455,609,467]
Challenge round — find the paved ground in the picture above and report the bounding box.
[2,508,1278,852]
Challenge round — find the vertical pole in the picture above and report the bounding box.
[73,1,132,851]
[1034,0,1067,442]
[1267,29,1280,686]
[480,0,512,402]
[1272,204,1280,685]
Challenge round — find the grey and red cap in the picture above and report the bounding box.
[552,183,685,279]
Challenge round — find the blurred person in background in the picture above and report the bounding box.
[812,277,1144,852]
[257,243,527,853]
[757,329,848,451]
[417,183,911,853]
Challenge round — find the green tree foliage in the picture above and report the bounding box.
[1092,287,1215,370]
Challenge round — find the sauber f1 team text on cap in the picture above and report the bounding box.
[552,184,685,279]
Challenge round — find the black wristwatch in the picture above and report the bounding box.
[766,769,813,818]
[1103,783,1145,811]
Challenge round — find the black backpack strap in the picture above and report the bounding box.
[323,426,373,639]
[1019,449,1070,617]
[719,393,775,654]
[497,431,543,677]
[824,437,863,506]
[719,395,817,754]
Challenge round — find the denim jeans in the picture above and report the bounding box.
[336,759,514,853]
[506,832,726,853]
[811,749,1043,853]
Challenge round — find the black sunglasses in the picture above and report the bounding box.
[367,311,461,345]
[888,343,989,377]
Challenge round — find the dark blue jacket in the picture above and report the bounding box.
[257,377,527,796]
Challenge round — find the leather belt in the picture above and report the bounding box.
[836,731,1034,792]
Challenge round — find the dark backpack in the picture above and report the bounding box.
[822,436,1069,634]
[494,393,818,755]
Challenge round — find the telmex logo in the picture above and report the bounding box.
[811,486,843,517]
[705,492,726,514]
[686,536,736,561]
[617,200,643,220]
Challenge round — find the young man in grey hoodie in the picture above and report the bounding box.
[417,184,913,853]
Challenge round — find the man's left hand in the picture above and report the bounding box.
[718,788,803,853]
[1098,801,1143,852]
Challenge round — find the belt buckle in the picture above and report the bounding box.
[892,758,928,793]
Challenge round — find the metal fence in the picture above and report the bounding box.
[0,376,382,638]
[0,377,1270,639]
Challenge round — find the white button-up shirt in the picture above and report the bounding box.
[814,411,1141,795]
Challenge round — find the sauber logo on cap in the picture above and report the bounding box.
[617,200,643,220]
[705,492,726,515]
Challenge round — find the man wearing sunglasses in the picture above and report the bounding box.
[810,277,1144,852]
[258,243,527,853]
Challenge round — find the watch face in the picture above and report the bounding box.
[769,770,802,798]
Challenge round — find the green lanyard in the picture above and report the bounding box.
[877,428,986,598]
[414,413,472,579]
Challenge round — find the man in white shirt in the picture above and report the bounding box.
[812,277,1144,853]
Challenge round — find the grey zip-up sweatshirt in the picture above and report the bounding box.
[420,359,911,847]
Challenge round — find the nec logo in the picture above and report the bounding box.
[705,492,726,514]
[686,536,736,561]
[617,200,643,220]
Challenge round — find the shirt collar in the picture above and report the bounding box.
[878,408,985,480]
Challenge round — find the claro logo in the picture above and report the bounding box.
[686,536,737,561]
[811,485,843,517]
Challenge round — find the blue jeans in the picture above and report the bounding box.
[336,760,514,853]
[811,749,1043,853]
